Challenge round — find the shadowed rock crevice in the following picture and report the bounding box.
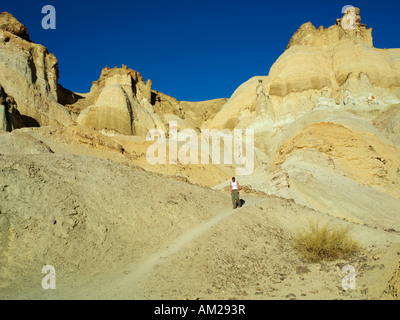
[0,85,24,131]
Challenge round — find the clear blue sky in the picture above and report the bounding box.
[1,0,399,101]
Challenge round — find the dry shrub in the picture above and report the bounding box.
[384,260,400,299]
[293,220,360,263]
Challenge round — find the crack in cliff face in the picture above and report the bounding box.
[27,55,37,84]
[121,86,135,135]
[0,85,24,131]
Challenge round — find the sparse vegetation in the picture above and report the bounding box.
[293,221,360,263]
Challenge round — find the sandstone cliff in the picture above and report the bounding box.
[207,8,400,133]
[211,7,400,234]
[0,12,72,127]
[72,65,227,135]
[0,12,226,136]
[74,65,163,136]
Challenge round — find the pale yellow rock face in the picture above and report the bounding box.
[268,44,333,97]
[177,99,228,129]
[333,39,400,88]
[209,7,400,237]
[204,76,267,130]
[0,12,72,127]
[0,12,30,41]
[380,49,400,74]
[66,66,150,116]
[269,22,400,99]
[162,113,193,131]
[77,85,134,135]
[151,90,227,129]
[209,7,400,131]
[72,65,227,136]
[273,122,400,200]
[75,66,169,136]
[227,121,400,231]
[373,104,400,148]
[267,9,400,125]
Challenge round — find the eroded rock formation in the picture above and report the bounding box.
[0,12,72,128]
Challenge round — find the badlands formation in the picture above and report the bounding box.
[0,8,400,300]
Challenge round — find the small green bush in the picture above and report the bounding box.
[293,220,360,263]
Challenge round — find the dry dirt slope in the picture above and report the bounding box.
[0,152,229,298]
[0,150,399,300]
[0,126,234,188]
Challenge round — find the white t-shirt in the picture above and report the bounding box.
[231,181,238,190]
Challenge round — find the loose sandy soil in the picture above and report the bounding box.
[0,127,399,300]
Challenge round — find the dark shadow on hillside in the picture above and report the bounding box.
[57,84,85,106]
[21,115,40,128]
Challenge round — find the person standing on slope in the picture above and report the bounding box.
[230,177,241,209]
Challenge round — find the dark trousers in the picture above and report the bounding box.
[232,190,240,208]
